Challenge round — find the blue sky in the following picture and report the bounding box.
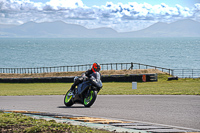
[80,0,199,8]
[31,0,199,7]
[0,0,200,32]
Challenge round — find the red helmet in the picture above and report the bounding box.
[92,62,101,72]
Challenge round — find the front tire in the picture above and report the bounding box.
[84,90,97,107]
[64,90,73,107]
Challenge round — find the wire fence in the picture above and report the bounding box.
[0,62,172,74]
[0,62,199,78]
[172,69,200,78]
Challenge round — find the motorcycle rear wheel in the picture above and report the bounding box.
[64,90,73,107]
[84,90,97,107]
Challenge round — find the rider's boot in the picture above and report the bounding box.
[69,79,80,97]
[69,85,75,97]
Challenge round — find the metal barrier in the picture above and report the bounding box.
[1,63,200,78]
[172,69,200,78]
[0,74,158,83]
[0,62,172,74]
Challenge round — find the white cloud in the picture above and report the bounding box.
[0,0,199,32]
[45,0,84,10]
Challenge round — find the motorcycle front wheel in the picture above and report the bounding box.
[64,90,73,107]
[84,90,97,107]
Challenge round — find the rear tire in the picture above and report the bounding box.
[84,90,97,107]
[64,90,73,107]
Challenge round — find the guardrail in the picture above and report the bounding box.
[1,63,199,78]
[172,69,200,78]
[0,62,172,74]
[0,74,158,83]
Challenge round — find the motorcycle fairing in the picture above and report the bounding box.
[77,81,91,95]
[72,81,91,104]
[67,72,103,105]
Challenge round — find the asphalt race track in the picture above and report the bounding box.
[0,95,199,130]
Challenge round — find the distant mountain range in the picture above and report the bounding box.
[0,19,200,38]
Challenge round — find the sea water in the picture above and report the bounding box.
[0,38,200,69]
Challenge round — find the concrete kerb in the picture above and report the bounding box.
[25,114,146,133]
[2,110,200,133]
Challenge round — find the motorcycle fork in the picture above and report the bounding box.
[86,86,92,97]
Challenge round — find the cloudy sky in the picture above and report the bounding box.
[0,0,200,32]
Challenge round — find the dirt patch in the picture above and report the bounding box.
[0,69,168,78]
[100,69,167,75]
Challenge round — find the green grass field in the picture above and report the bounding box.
[0,74,199,96]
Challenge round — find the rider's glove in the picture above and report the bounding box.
[83,76,88,81]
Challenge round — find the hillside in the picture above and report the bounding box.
[0,19,200,37]
[120,19,200,37]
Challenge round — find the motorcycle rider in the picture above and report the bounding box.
[69,62,101,94]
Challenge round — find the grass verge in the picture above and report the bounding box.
[0,74,199,96]
[0,111,110,133]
